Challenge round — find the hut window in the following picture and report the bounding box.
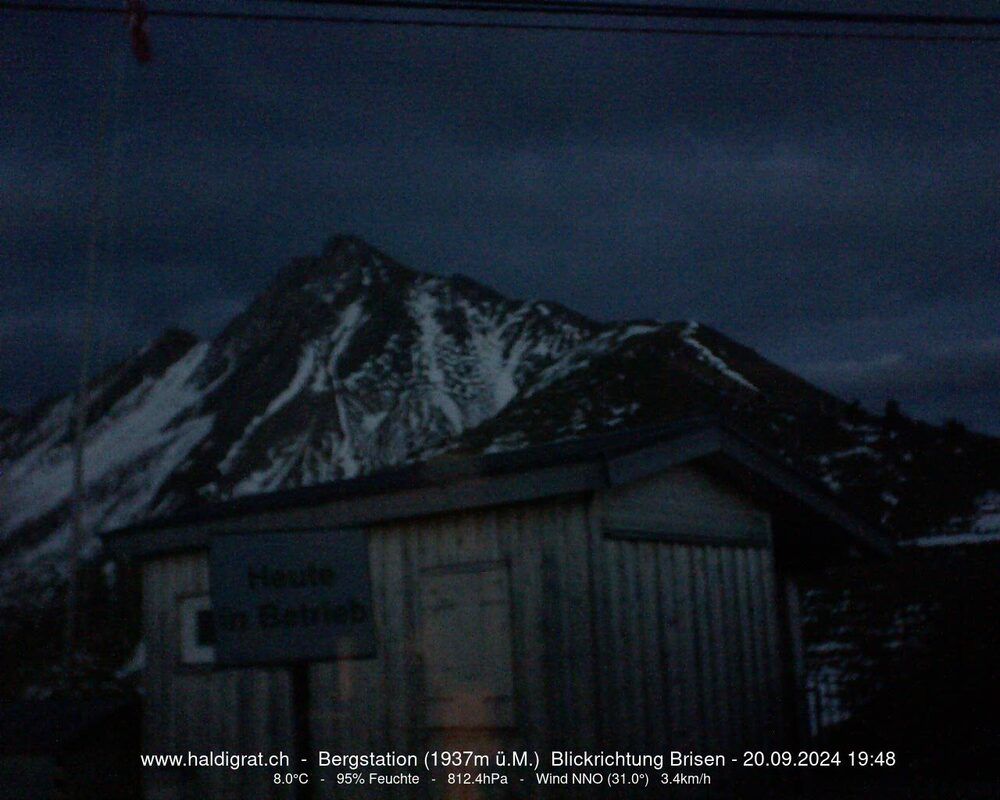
[179,595,215,665]
[418,563,515,729]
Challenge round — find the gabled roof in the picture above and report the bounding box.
[103,417,891,558]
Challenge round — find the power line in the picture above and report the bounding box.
[255,0,1000,28]
[3,2,1000,41]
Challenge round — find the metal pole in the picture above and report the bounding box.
[291,662,315,800]
[63,30,118,669]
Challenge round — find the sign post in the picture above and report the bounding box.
[209,529,375,800]
[291,661,314,800]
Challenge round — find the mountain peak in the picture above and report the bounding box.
[269,236,417,299]
[320,233,375,258]
[142,327,200,356]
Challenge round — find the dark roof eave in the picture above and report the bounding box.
[600,426,889,557]
[714,431,892,557]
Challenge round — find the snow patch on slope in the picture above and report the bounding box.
[525,323,658,399]
[409,288,465,432]
[681,321,759,392]
[309,301,367,393]
[219,343,318,474]
[1,343,213,556]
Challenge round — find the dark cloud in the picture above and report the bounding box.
[797,336,1000,434]
[1,3,997,432]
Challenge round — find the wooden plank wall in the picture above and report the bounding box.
[142,467,787,799]
[142,554,295,800]
[142,498,599,800]
[592,467,786,797]
[307,498,599,799]
[601,465,771,544]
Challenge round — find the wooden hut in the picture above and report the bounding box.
[104,419,888,799]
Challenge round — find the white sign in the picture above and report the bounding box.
[209,529,375,666]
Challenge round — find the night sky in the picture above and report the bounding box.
[2,2,998,433]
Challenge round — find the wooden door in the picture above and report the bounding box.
[418,562,516,730]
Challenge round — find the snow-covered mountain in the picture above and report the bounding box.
[0,237,603,574]
[2,236,998,596]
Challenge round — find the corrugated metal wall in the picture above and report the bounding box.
[141,466,787,799]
